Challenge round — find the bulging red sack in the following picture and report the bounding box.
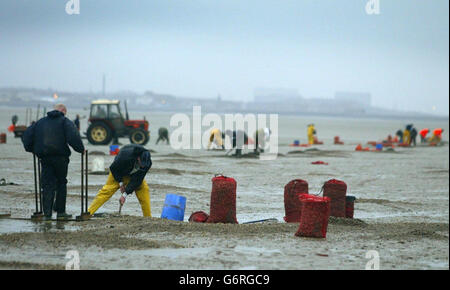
[284,179,309,223]
[206,175,238,224]
[295,195,331,238]
[323,179,347,218]
[188,211,209,223]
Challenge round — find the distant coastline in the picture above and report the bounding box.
[0,87,448,122]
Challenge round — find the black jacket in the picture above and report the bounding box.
[109,144,152,194]
[22,110,85,158]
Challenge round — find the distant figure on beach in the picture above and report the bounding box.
[73,114,80,131]
[207,128,224,150]
[403,124,412,145]
[254,128,271,154]
[307,124,316,145]
[409,127,418,146]
[156,127,170,145]
[429,128,444,144]
[225,129,249,157]
[22,103,85,221]
[88,144,152,217]
[419,128,430,143]
[396,129,404,143]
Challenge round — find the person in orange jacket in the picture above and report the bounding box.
[419,128,430,143]
[429,128,444,144]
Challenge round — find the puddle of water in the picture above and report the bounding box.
[0,219,80,234]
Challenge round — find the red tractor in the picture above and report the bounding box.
[86,99,150,145]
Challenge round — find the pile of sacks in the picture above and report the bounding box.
[188,176,356,239]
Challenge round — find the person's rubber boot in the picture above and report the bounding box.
[57,213,73,221]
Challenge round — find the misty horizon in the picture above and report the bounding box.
[0,0,448,116]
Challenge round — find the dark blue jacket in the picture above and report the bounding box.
[109,144,152,194]
[22,110,85,158]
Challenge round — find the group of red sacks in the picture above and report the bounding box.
[188,176,355,239]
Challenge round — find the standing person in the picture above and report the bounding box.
[225,130,248,157]
[73,114,80,132]
[156,127,170,145]
[403,125,412,145]
[307,124,316,145]
[207,128,224,150]
[409,127,418,146]
[254,128,271,154]
[396,129,404,143]
[419,128,430,143]
[88,144,152,217]
[22,104,85,221]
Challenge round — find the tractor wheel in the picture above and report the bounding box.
[129,128,149,145]
[87,122,113,145]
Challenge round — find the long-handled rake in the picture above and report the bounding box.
[76,151,91,221]
[30,154,44,220]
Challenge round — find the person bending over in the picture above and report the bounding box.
[88,144,152,217]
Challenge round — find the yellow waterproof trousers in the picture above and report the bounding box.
[403,130,411,144]
[208,128,223,149]
[88,172,151,217]
[307,126,315,145]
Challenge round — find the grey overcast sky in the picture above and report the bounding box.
[0,0,448,115]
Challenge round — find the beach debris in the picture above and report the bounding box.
[284,179,309,223]
[90,156,108,175]
[0,178,19,186]
[188,211,209,223]
[334,136,344,145]
[109,145,120,156]
[311,161,328,165]
[206,175,238,224]
[316,253,329,257]
[88,151,106,156]
[0,133,6,144]
[295,194,331,238]
[0,212,11,218]
[242,218,278,224]
[355,144,370,151]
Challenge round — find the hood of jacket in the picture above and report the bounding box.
[47,110,64,119]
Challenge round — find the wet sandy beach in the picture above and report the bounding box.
[0,108,448,269]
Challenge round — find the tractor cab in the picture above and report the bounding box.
[87,99,150,145]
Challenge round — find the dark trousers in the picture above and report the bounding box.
[156,132,169,144]
[40,156,69,217]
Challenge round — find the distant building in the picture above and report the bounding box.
[334,92,371,108]
[254,88,302,103]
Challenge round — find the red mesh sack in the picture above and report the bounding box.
[188,211,209,223]
[345,196,356,219]
[283,179,309,223]
[322,179,347,218]
[295,195,331,238]
[206,175,238,224]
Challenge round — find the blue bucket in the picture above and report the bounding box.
[161,194,186,221]
[294,140,300,145]
[375,143,383,151]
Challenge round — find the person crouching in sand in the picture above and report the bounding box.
[88,144,152,217]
